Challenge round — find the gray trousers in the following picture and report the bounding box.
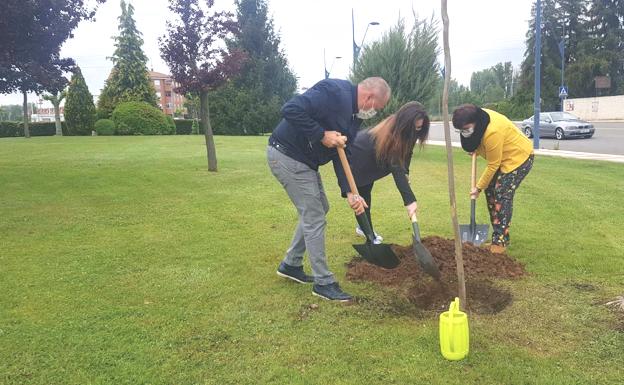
[267,146,335,285]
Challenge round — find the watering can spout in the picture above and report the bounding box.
[439,297,469,361]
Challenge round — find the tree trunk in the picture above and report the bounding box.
[22,91,30,138]
[200,90,218,172]
[54,101,63,136]
[441,0,466,310]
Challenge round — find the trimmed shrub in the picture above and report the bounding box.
[165,115,176,133]
[191,119,200,135]
[94,119,116,136]
[0,121,66,137]
[65,68,97,135]
[111,101,174,135]
[174,119,194,135]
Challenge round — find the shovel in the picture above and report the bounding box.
[411,213,441,280]
[460,153,489,245]
[337,147,400,269]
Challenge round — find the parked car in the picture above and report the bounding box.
[521,112,595,140]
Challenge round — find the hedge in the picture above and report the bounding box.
[174,119,194,135]
[0,121,67,138]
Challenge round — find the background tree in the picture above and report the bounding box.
[42,89,67,136]
[64,67,97,135]
[97,0,158,119]
[160,0,245,172]
[0,0,105,136]
[351,15,440,123]
[209,0,297,135]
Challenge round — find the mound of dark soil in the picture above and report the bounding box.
[346,236,527,314]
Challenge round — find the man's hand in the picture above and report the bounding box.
[470,187,481,199]
[405,201,418,219]
[321,130,347,148]
[347,192,368,215]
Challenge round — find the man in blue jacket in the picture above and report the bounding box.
[267,77,391,301]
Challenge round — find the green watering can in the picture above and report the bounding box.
[439,297,469,361]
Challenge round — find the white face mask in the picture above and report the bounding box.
[460,125,475,138]
[356,100,377,120]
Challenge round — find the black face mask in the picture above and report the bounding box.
[460,108,490,152]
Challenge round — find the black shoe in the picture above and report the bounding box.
[312,282,352,302]
[276,262,314,284]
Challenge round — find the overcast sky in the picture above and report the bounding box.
[1,0,533,107]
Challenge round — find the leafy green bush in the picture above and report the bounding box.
[173,119,194,135]
[111,101,174,135]
[0,121,66,137]
[165,115,176,133]
[94,119,116,136]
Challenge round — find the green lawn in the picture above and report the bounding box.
[1,135,623,385]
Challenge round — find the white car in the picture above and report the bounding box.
[521,112,595,140]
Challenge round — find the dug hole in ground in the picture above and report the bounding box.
[346,236,527,314]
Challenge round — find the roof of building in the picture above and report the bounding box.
[148,71,171,79]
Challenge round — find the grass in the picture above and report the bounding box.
[1,135,623,385]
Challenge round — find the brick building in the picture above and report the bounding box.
[148,71,186,116]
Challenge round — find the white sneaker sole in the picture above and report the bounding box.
[355,227,383,244]
[276,270,309,284]
[312,290,352,302]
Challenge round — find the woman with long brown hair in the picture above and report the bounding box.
[349,101,430,243]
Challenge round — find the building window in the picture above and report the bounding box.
[166,103,173,108]
[154,80,160,86]
[165,91,171,97]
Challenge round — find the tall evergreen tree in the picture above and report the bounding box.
[97,0,157,119]
[351,16,440,122]
[65,67,97,135]
[209,0,297,135]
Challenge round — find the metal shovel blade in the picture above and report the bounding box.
[352,243,400,269]
[411,217,441,280]
[459,223,490,245]
[352,212,400,269]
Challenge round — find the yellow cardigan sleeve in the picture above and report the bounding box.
[477,130,504,190]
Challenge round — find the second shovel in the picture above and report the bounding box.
[411,213,441,280]
[460,153,489,245]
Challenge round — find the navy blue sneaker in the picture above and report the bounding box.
[312,282,352,302]
[276,262,314,284]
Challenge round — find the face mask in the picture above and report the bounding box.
[356,100,377,120]
[460,125,475,138]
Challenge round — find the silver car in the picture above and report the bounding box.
[521,112,595,140]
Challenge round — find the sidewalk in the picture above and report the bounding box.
[427,140,624,164]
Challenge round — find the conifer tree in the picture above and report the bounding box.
[65,67,97,135]
[97,0,157,118]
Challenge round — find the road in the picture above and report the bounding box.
[428,122,624,155]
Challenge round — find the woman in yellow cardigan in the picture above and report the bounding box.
[452,104,534,253]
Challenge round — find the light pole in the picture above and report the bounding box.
[533,0,542,150]
[558,23,566,111]
[324,49,342,79]
[352,9,379,71]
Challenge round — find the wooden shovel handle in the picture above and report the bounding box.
[337,146,359,196]
[471,152,477,190]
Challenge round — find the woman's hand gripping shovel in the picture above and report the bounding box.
[337,147,400,269]
[460,153,489,245]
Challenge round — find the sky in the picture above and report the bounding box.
[0,0,534,108]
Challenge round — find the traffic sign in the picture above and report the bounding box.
[559,86,568,98]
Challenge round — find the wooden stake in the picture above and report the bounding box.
[441,0,467,310]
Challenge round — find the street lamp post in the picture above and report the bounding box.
[324,49,342,79]
[352,9,379,71]
[558,23,566,111]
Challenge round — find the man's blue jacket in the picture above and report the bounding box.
[268,78,361,194]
